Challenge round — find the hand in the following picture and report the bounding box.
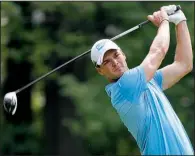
[161,5,187,25]
[147,8,169,27]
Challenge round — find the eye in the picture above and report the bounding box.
[115,53,120,57]
[103,60,112,66]
[103,60,108,65]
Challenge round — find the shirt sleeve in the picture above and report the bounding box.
[153,69,163,90]
[118,65,147,103]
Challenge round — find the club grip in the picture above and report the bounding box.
[167,5,181,16]
[139,5,181,28]
[176,5,181,12]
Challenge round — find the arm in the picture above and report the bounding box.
[160,21,193,90]
[140,8,170,82]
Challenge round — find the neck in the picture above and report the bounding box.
[109,78,119,83]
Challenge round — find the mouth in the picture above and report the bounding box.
[113,67,122,72]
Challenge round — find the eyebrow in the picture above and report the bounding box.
[103,51,119,62]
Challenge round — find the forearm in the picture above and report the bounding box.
[141,21,170,81]
[174,21,193,70]
[150,20,170,54]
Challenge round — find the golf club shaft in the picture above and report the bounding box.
[15,22,147,94]
[15,5,181,94]
[110,20,150,41]
[15,22,149,94]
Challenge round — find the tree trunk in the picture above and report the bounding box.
[44,78,86,156]
[2,58,33,155]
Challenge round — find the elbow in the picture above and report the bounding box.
[183,62,193,74]
[187,63,193,72]
[186,57,193,73]
[187,50,193,72]
[173,61,193,76]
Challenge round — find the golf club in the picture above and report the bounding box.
[3,5,181,115]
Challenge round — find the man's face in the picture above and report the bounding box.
[97,49,128,81]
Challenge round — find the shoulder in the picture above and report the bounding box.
[105,66,147,103]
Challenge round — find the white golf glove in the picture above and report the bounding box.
[162,5,187,25]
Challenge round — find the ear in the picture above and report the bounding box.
[96,67,104,75]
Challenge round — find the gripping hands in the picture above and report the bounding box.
[162,5,187,25]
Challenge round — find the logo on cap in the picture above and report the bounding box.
[96,42,105,52]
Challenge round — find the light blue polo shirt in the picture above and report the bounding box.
[105,65,194,155]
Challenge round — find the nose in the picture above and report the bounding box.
[112,59,118,67]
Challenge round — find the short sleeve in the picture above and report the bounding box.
[153,69,163,90]
[118,65,147,103]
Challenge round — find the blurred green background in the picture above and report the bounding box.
[0,2,194,155]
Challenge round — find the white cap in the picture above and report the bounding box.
[91,39,120,66]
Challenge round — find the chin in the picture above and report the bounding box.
[110,67,127,79]
[117,68,126,74]
[113,71,124,79]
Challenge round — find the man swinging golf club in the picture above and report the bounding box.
[91,5,194,155]
[2,6,181,115]
[2,4,193,155]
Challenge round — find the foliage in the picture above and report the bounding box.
[1,2,194,155]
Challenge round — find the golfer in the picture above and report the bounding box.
[91,5,194,155]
